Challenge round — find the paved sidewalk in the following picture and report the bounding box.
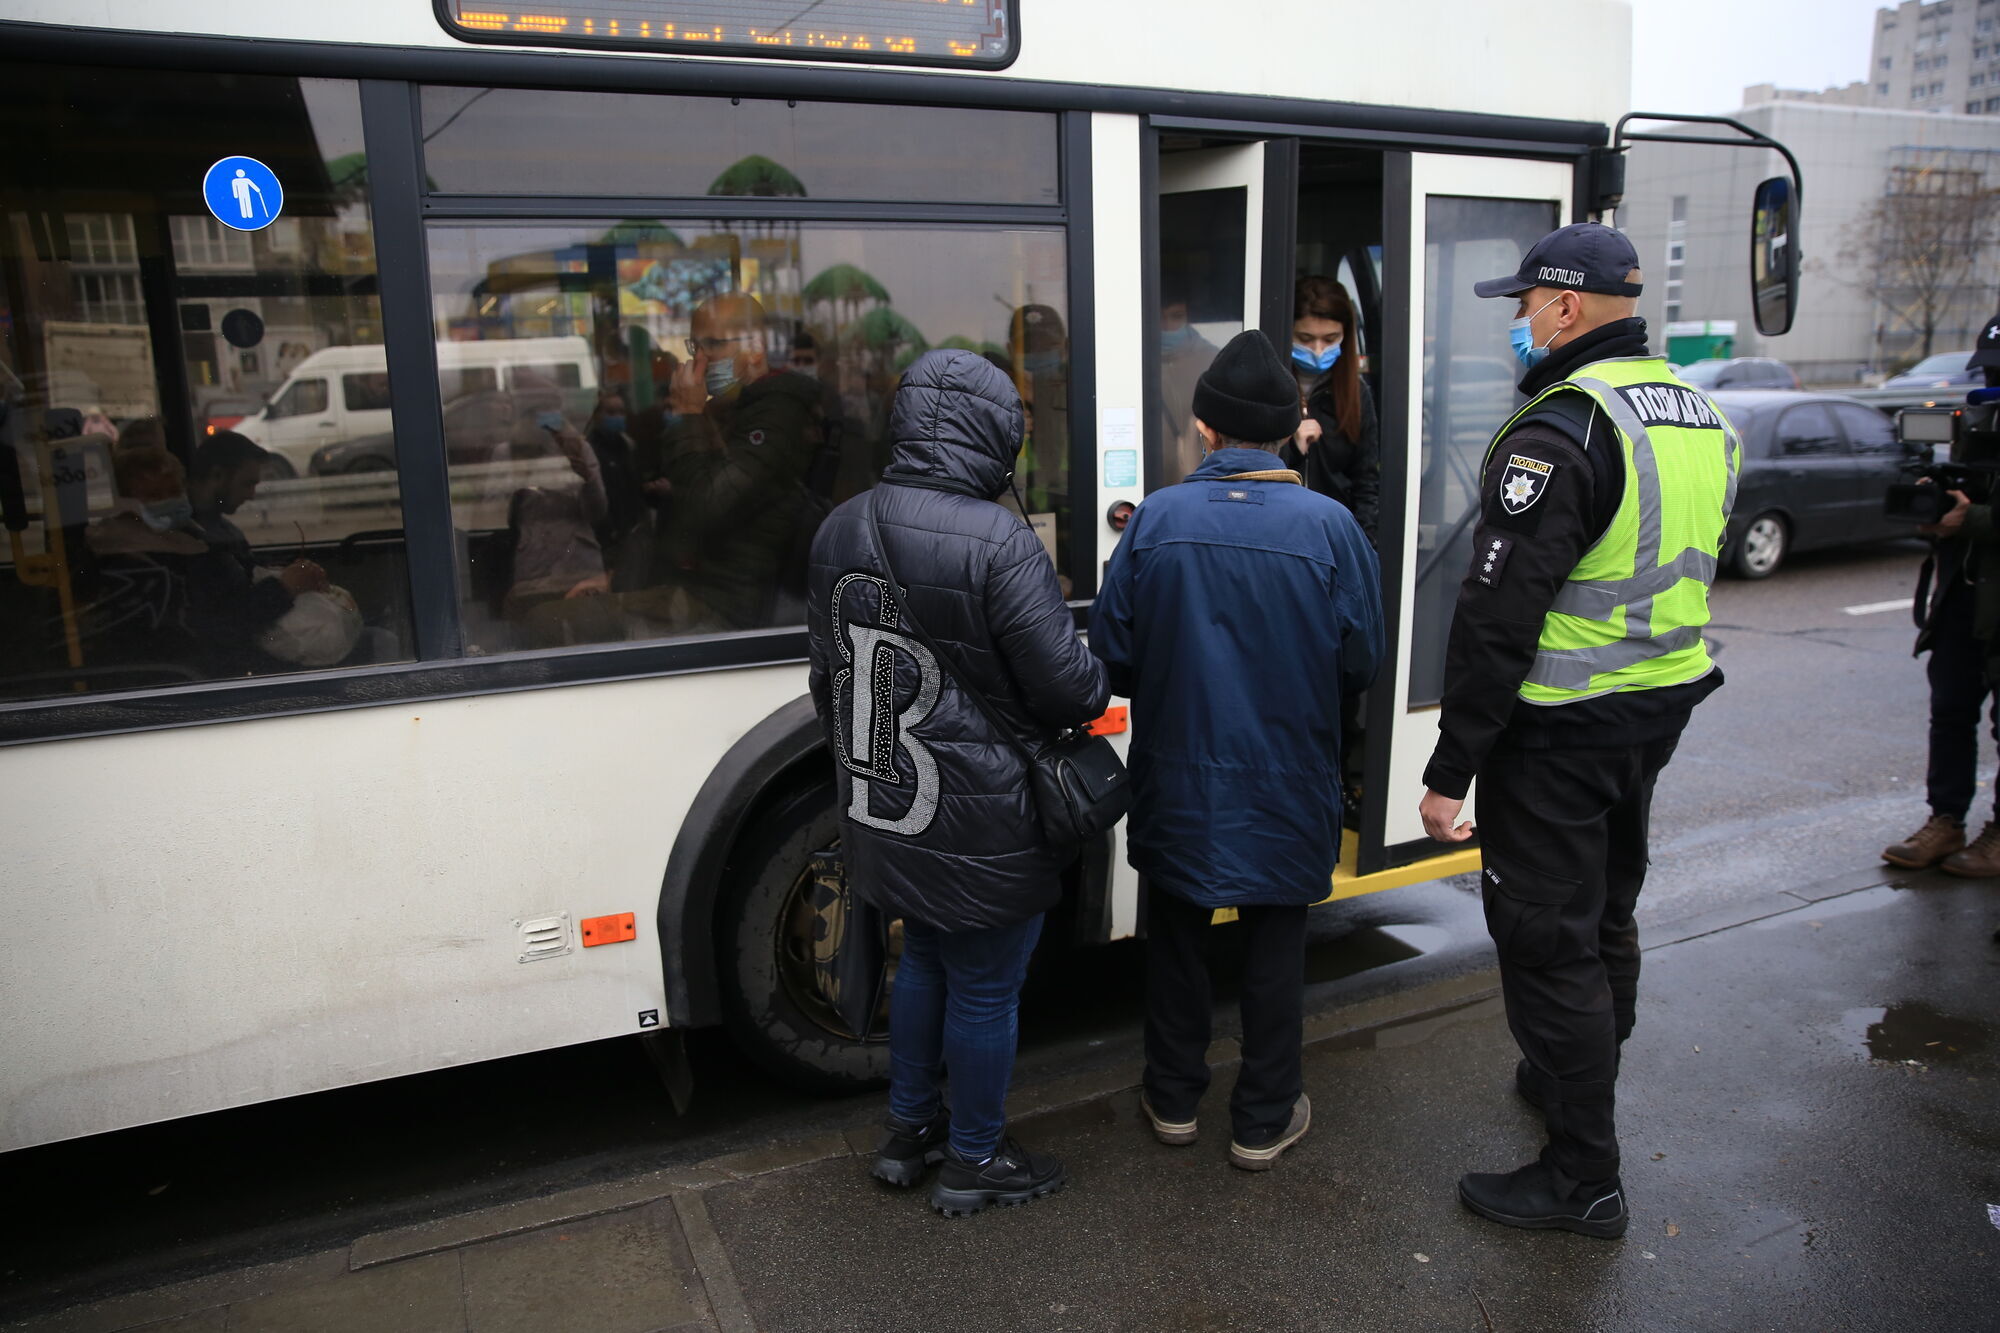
[10,869,1997,1332]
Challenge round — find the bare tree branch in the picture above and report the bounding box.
[1835,155,1998,365]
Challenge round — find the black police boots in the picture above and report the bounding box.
[1458,1160,1628,1239]
[869,1107,950,1188]
[930,1136,1066,1217]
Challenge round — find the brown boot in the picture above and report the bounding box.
[1884,814,1966,869]
[1941,820,2000,877]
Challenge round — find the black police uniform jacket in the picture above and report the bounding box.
[806,352,1109,932]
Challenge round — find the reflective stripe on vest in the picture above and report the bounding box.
[1488,357,1739,702]
[1524,625,1704,692]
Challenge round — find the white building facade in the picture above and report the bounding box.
[1620,100,2000,382]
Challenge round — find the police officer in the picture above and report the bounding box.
[1416,224,1739,1239]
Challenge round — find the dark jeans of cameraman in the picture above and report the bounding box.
[1927,579,2000,823]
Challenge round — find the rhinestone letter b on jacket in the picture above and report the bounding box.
[830,572,943,836]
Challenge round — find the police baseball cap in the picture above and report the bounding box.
[1969,310,2000,368]
[1474,223,1644,300]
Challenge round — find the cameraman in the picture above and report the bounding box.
[1883,318,2000,876]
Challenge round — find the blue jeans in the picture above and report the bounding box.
[887,912,1045,1162]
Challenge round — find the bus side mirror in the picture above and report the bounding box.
[1751,176,1798,337]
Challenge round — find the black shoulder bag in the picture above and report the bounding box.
[866,490,1131,848]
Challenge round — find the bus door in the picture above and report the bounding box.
[1150,138,1296,488]
[1370,153,1573,870]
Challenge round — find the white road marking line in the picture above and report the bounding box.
[1843,599,1913,617]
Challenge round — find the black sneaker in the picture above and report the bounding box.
[870,1108,950,1188]
[929,1136,1066,1217]
[1458,1160,1628,1239]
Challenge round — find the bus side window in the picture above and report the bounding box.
[0,70,419,703]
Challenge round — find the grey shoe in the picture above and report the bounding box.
[1228,1094,1311,1171]
[1140,1091,1198,1146]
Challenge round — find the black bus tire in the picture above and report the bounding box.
[717,781,890,1094]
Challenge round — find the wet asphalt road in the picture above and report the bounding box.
[0,537,1959,1319]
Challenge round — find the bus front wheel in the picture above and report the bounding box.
[717,782,891,1093]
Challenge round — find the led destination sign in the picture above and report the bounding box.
[441,1,1017,67]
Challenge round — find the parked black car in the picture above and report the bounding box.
[1678,357,1802,391]
[1711,390,1914,579]
[1882,350,1981,390]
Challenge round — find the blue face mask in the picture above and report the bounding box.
[1508,295,1564,370]
[600,414,626,433]
[1160,324,1198,355]
[1292,342,1342,374]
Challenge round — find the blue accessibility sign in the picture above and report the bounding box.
[201,156,284,232]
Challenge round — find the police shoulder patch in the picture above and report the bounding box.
[1499,454,1554,515]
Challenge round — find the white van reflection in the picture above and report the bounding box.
[233,336,597,477]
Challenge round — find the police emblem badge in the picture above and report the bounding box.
[1499,454,1554,515]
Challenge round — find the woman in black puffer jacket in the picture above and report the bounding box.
[807,349,1107,1217]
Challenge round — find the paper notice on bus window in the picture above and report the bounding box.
[44,322,158,421]
[1029,512,1058,564]
[1101,407,1138,488]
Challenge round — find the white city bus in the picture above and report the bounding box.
[0,0,1799,1151]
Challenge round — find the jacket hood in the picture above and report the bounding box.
[884,349,1024,500]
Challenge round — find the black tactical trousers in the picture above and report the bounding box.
[1475,729,1684,1185]
[1142,887,1307,1146]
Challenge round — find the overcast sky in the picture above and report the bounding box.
[1630,0,1888,116]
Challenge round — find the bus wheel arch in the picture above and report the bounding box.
[654,695,830,1032]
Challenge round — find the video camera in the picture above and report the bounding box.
[1884,400,2000,523]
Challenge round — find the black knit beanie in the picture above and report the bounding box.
[1192,331,1303,445]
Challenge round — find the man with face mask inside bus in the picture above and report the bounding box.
[658,291,828,630]
[1417,223,1737,1240]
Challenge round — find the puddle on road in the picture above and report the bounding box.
[1840,1002,1994,1063]
[1747,884,1903,929]
[1302,925,1423,983]
[1319,995,1507,1053]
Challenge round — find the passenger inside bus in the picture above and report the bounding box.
[495,419,615,647]
[1159,277,1220,485]
[1280,275,1381,546]
[581,391,650,580]
[80,443,344,680]
[657,292,829,632]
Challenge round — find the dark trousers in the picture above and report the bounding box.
[1475,731,1683,1185]
[1142,888,1307,1146]
[1926,586,1999,823]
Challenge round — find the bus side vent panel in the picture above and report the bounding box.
[515,913,572,963]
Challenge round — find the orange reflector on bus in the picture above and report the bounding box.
[1086,706,1128,737]
[580,912,636,947]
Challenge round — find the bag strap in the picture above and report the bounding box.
[865,488,1046,762]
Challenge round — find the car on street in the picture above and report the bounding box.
[1711,390,1915,579]
[1881,350,1980,390]
[1678,357,1802,391]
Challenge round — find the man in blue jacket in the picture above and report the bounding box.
[1090,331,1384,1169]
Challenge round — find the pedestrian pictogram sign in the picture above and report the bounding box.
[201,156,284,232]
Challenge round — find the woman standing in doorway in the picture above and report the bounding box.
[1281,275,1380,545]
